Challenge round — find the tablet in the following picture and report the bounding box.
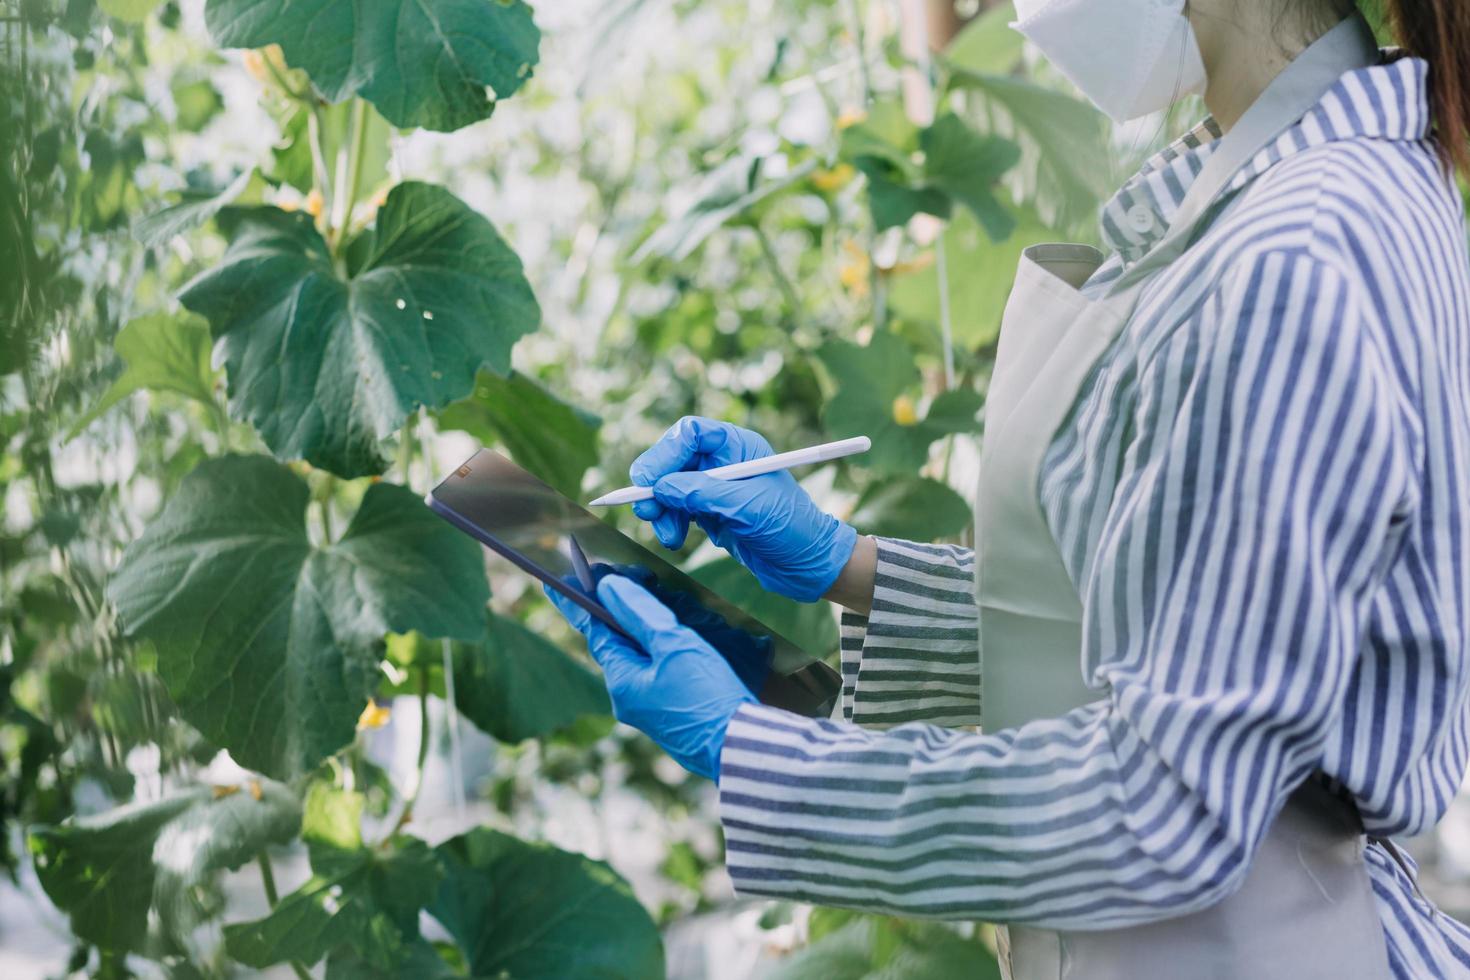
[426,448,841,718]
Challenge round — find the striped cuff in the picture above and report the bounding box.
[839,537,980,729]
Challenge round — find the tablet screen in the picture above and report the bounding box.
[427,449,840,717]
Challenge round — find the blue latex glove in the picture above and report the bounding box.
[544,574,756,781]
[630,416,858,602]
[580,562,774,696]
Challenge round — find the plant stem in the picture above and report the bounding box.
[257,852,279,906]
[386,665,432,839]
[753,224,802,324]
[318,476,336,543]
[397,413,418,492]
[335,98,370,255]
[307,102,334,230]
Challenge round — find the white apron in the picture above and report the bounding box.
[973,15,1394,979]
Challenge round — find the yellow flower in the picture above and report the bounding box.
[305,188,324,218]
[242,50,267,83]
[836,107,867,131]
[244,45,289,86]
[812,163,855,192]
[892,394,919,427]
[888,250,936,278]
[838,240,870,298]
[357,700,392,730]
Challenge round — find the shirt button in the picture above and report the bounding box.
[1126,205,1156,234]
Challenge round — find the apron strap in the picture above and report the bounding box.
[1108,12,1379,295]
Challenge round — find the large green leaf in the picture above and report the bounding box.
[842,113,1019,237]
[918,115,1020,241]
[133,169,261,248]
[430,828,664,979]
[849,477,973,540]
[204,0,541,132]
[633,154,817,263]
[179,182,539,478]
[948,71,1112,230]
[817,333,983,474]
[225,785,442,968]
[889,207,1056,348]
[28,780,300,953]
[436,371,601,497]
[107,455,490,778]
[688,557,837,657]
[67,312,218,440]
[452,614,610,743]
[944,2,1021,75]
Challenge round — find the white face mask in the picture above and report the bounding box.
[1011,0,1207,124]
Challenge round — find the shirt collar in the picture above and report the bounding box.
[1097,52,1429,265]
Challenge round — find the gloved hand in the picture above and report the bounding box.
[545,574,756,781]
[576,562,774,696]
[630,416,858,602]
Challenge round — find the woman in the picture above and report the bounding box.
[549,1,1470,976]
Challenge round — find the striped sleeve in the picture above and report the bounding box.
[839,538,979,728]
[717,251,1419,928]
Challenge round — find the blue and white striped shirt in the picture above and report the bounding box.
[719,54,1470,977]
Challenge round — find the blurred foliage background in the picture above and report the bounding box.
[3,0,1470,977]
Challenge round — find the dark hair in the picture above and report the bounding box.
[1374,0,1470,173]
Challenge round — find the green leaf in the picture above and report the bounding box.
[430,828,664,979]
[918,115,1020,241]
[850,477,972,540]
[844,114,1019,237]
[172,79,224,132]
[764,918,1002,980]
[179,182,540,478]
[688,558,837,657]
[436,371,601,497]
[817,333,978,475]
[948,71,1112,229]
[922,388,984,436]
[944,2,1022,75]
[452,613,610,743]
[854,157,951,231]
[633,155,817,263]
[326,939,461,979]
[107,455,490,778]
[889,207,1056,348]
[204,0,541,132]
[67,312,218,440]
[28,780,300,953]
[225,788,442,969]
[133,169,260,248]
[99,0,163,22]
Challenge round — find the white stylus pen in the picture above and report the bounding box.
[587,435,872,507]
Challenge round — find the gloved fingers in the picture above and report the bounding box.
[630,416,733,486]
[584,626,649,693]
[652,510,690,549]
[544,581,595,633]
[631,417,775,487]
[544,583,648,682]
[596,575,707,662]
[651,470,774,529]
[631,487,689,550]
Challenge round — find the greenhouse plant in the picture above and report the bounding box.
[6,0,1470,977]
